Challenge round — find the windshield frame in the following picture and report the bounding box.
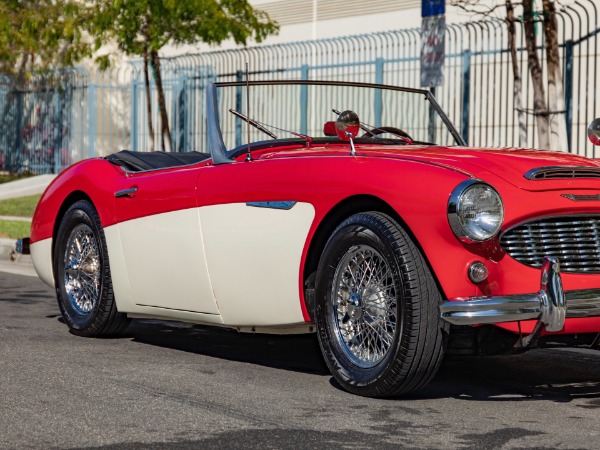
[207,80,466,165]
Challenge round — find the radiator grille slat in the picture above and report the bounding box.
[500,216,600,273]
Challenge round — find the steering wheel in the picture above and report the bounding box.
[363,126,413,144]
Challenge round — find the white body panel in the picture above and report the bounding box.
[50,201,315,331]
[30,238,54,287]
[104,225,134,310]
[116,209,219,315]
[199,202,315,326]
[104,223,224,325]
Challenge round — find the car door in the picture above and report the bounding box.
[195,160,316,326]
[113,166,219,315]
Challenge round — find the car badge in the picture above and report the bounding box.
[561,194,600,201]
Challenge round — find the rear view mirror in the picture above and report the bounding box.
[588,118,600,146]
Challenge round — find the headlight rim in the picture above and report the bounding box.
[448,179,504,243]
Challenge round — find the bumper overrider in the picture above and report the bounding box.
[440,256,600,334]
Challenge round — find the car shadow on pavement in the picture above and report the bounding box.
[126,318,600,403]
[127,319,330,376]
[423,349,600,405]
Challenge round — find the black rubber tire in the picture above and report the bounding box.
[315,212,447,397]
[54,200,130,337]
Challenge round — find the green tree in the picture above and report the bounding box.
[0,0,90,78]
[0,0,90,173]
[87,0,278,151]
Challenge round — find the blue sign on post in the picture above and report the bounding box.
[421,0,445,87]
[422,0,445,17]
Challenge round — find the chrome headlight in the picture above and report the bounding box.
[448,180,504,242]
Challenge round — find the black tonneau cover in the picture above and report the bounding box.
[106,150,211,172]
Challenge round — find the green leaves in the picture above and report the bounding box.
[83,0,278,151]
[86,0,279,57]
[0,0,92,78]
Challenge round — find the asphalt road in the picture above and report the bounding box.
[2,271,600,449]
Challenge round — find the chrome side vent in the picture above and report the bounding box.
[525,166,600,180]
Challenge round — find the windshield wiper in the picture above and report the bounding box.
[229,109,277,139]
[230,109,313,144]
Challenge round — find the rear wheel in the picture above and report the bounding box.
[54,200,129,337]
[315,212,447,397]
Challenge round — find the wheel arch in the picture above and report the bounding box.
[51,190,95,266]
[302,194,446,319]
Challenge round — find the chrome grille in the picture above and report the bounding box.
[525,166,600,180]
[500,216,600,273]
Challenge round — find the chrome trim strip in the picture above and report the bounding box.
[245,201,297,210]
[524,166,600,180]
[440,256,571,332]
[561,194,600,202]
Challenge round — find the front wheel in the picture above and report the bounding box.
[315,212,447,397]
[54,200,130,337]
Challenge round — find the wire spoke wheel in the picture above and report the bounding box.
[315,212,447,397]
[64,224,101,315]
[55,200,130,337]
[332,245,397,368]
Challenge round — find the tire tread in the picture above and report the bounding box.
[316,211,448,397]
[55,200,130,338]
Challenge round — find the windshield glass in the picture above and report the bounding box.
[212,81,461,153]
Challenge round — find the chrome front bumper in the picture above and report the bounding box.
[440,256,600,333]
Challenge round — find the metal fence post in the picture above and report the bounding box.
[300,65,309,135]
[171,75,186,152]
[235,71,243,147]
[13,89,24,173]
[88,83,97,158]
[130,78,139,152]
[461,50,471,145]
[53,91,62,174]
[564,40,574,153]
[374,58,384,127]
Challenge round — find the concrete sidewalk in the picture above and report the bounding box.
[0,174,55,200]
[0,175,55,277]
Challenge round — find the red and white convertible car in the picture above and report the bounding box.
[19,80,600,397]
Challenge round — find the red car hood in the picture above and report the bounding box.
[387,146,600,191]
[265,144,600,191]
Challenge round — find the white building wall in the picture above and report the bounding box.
[163,0,472,56]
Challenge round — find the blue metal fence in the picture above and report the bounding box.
[0,0,598,174]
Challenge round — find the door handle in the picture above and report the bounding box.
[115,187,138,198]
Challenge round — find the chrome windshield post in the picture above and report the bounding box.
[206,83,232,165]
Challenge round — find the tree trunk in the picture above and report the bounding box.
[522,0,550,149]
[150,50,172,152]
[542,0,568,151]
[143,48,155,152]
[505,0,527,147]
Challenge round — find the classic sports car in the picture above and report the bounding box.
[18,80,600,398]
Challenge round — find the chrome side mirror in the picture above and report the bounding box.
[335,110,360,156]
[588,118,600,146]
